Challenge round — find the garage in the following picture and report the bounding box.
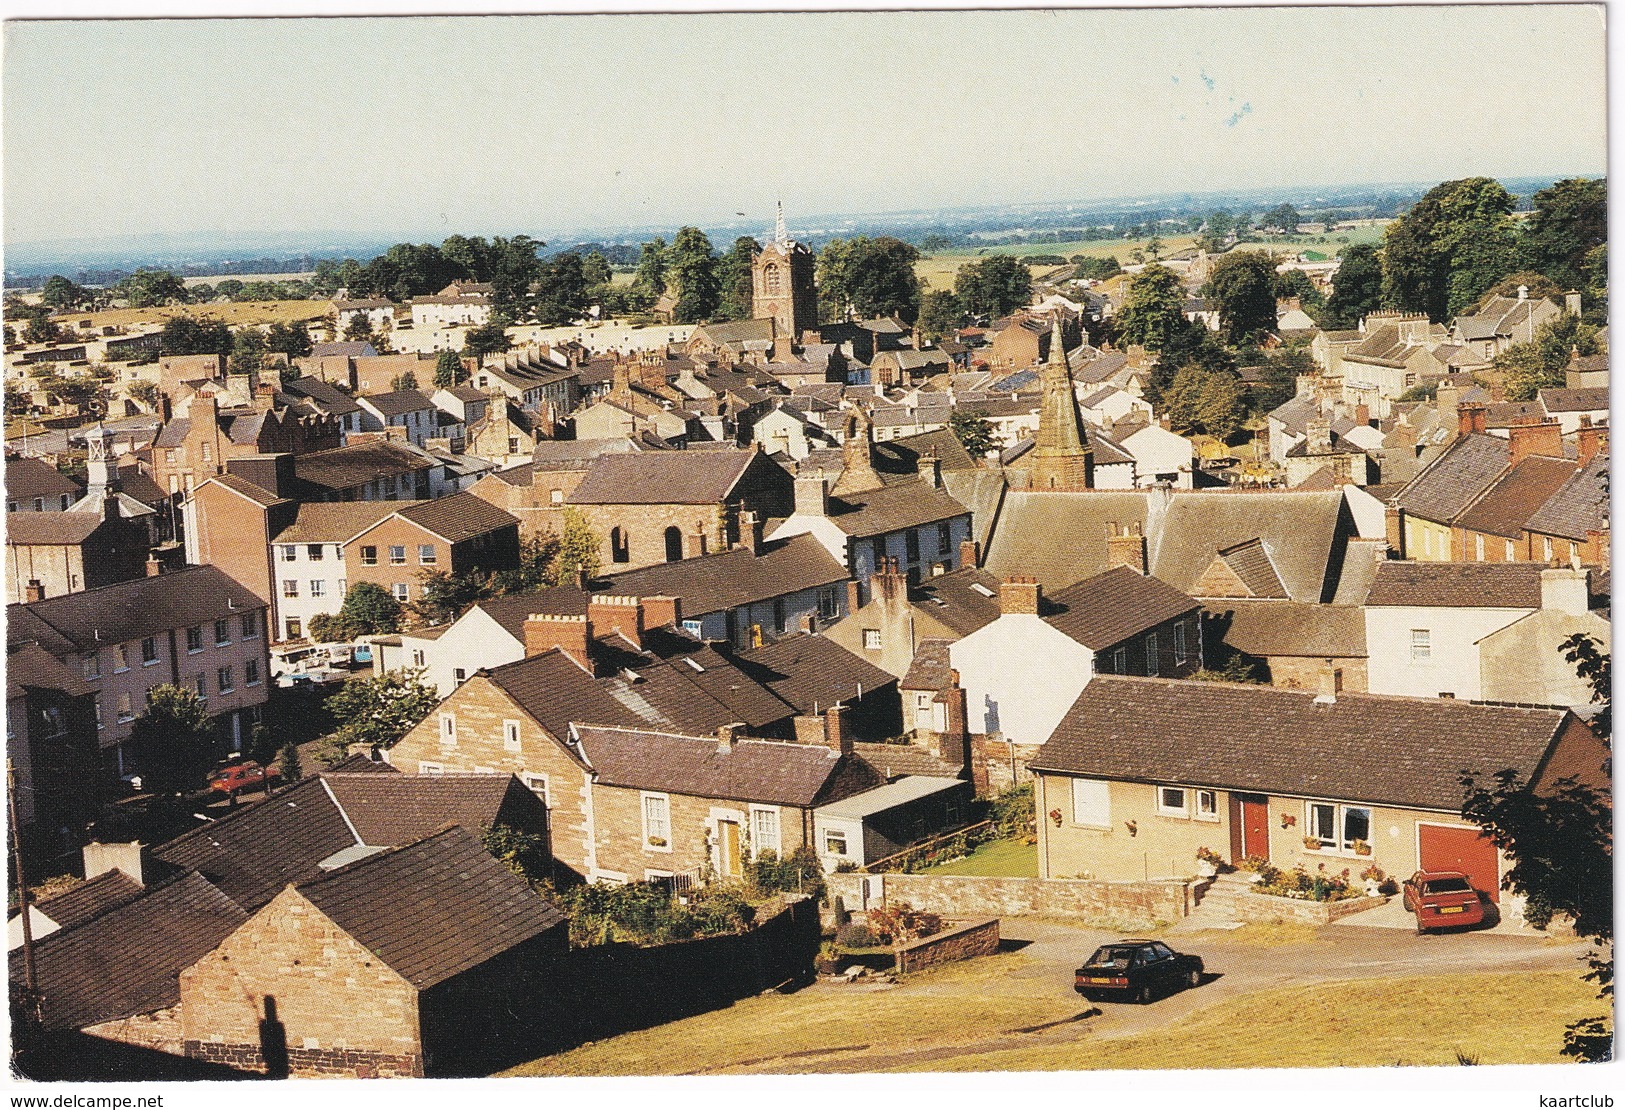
[1418,822,1501,902]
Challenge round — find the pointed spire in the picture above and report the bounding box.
[775,202,787,247]
[1030,314,1093,491]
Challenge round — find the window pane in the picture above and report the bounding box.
[1342,806,1371,847]
[1158,785,1184,811]
[1310,803,1336,841]
[1196,789,1217,816]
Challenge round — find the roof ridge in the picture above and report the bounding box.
[295,823,468,887]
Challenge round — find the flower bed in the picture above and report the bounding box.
[1252,861,1361,902]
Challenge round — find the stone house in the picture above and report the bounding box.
[1201,601,1368,692]
[180,826,567,1079]
[355,388,440,447]
[5,505,152,604]
[470,347,581,414]
[410,281,494,330]
[276,376,365,438]
[1448,290,1569,362]
[823,554,1002,679]
[5,641,101,858]
[149,390,341,505]
[1030,675,1607,908]
[6,564,271,779]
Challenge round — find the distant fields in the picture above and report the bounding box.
[50,300,329,329]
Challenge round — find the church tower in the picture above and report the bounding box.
[1028,316,1094,491]
[752,203,817,345]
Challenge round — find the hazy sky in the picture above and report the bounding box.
[2,4,1608,248]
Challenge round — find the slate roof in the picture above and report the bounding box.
[7,565,267,655]
[822,479,969,538]
[1043,565,1198,650]
[204,472,288,506]
[467,589,592,640]
[1537,387,1609,413]
[730,633,898,714]
[850,742,961,781]
[311,341,376,358]
[294,440,436,491]
[1150,491,1347,604]
[873,428,979,474]
[983,491,1150,590]
[4,511,105,546]
[6,641,94,699]
[1455,455,1581,539]
[272,500,403,543]
[394,492,518,543]
[5,456,80,502]
[1391,433,1509,524]
[31,870,146,931]
[574,724,848,807]
[1033,675,1572,812]
[1206,601,1367,658]
[358,388,435,418]
[322,772,546,847]
[568,449,758,505]
[1365,561,1545,609]
[296,827,564,991]
[910,568,1005,637]
[1524,453,1609,540]
[601,534,846,616]
[21,870,248,1031]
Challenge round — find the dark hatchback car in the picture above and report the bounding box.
[1074,939,1204,1003]
[1402,870,1488,934]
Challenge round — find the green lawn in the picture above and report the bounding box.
[919,837,1038,877]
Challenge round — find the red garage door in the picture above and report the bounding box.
[1418,823,1500,902]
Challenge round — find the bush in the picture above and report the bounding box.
[866,902,943,944]
[1254,863,1359,902]
[835,923,880,949]
[990,783,1035,837]
[746,845,825,903]
[547,879,758,947]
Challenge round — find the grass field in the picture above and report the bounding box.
[503,962,1596,1076]
[920,837,1038,877]
[50,300,329,330]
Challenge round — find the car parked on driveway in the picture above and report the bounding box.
[1074,939,1204,1003]
[207,760,282,796]
[1401,870,1487,934]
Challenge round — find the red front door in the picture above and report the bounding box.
[1235,794,1270,861]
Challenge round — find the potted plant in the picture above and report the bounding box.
[1352,839,1372,856]
[647,836,667,847]
[1194,846,1225,877]
[1302,835,1323,851]
[1360,862,1386,898]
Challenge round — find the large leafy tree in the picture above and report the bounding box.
[580,250,613,288]
[1204,251,1279,343]
[1321,244,1383,329]
[265,321,312,360]
[1381,177,1518,321]
[116,269,187,308]
[127,684,217,795]
[815,237,857,322]
[1461,633,1611,1061]
[916,290,964,344]
[1495,313,1602,401]
[633,236,669,300]
[433,349,466,389]
[549,507,601,585]
[838,236,923,323]
[322,669,439,753]
[715,236,761,322]
[488,235,544,318]
[1259,203,1300,233]
[534,251,587,325]
[947,410,996,458]
[1521,178,1606,294]
[339,581,403,635]
[41,275,90,310]
[1113,264,1189,352]
[954,254,1031,318]
[159,314,234,357]
[667,227,721,323]
[462,322,511,361]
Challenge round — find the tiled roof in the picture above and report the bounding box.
[850,742,961,781]
[900,638,953,690]
[296,827,564,990]
[5,456,80,501]
[984,491,1150,590]
[729,633,897,715]
[322,772,547,850]
[873,428,979,474]
[32,870,146,931]
[6,641,94,698]
[21,871,247,1030]
[567,449,759,505]
[4,511,105,546]
[7,565,267,655]
[395,491,518,543]
[294,440,435,491]
[358,388,435,417]
[823,479,969,538]
[1205,601,1367,659]
[574,724,847,807]
[272,500,403,543]
[1455,456,1580,539]
[1033,675,1571,812]
[1524,453,1609,540]
[1150,491,1348,604]
[1365,561,1545,609]
[601,535,845,617]
[1043,565,1198,650]
[1537,387,1609,413]
[204,472,288,506]
[910,568,1005,638]
[1214,538,1289,599]
[466,588,591,640]
[1392,433,1509,524]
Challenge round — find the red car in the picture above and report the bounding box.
[1402,870,1486,934]
[208,760,282,796]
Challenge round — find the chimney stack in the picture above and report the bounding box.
[1507,419,1564,465]
[793,715,825,748]
[1317,664,1344,701]
[794,474,829,518]
[523,613,595,673]
[740,509,764,556]
[1105,526,1147,575]
[588,595,645,650]
[1565,290,1583,317]
[83,841,145,887]
[916,453,940,488]
[1576,417,1607,465]
[717,722,745,754]
[1306,417,1332,454]
[1457,401,1488,438]
[640,595,681,630]
[145,555,163,578]
[1540,567,1590,616]
[24,579,45,603]
[824,704,852,757]
[999,575,1042,616]
[959,538,980,569]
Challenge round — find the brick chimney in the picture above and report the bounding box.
[739,509,764,556]
[1457,401,1488,438]
[793,715,825,748]
[999,575,1041,616]
[588,595,644,650]
[24,579,45,603]
[717,722,745,754]
[1384,504,1405,558]
[824,704,852,757]
[145,555,163,577]
[640,595,681,630]
[1508,419,1564,465]
[1305,417,1332,454]
[795,474,829,517]
[683,523,708,560]
[916,453,940,488]
[959,539,980,569]
[83,841,145,887]
[1576,416,1607,465]
[253,380,277,413]
[523,613,595,673]
[1106,526,1146,575]
[1317,664,1344,701]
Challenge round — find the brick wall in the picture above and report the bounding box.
[826,872,1190,926]
[1230,889,1388,926]
[180,886,423,1078]
[894,916,1001,973]
[388,676,593,880]
[1269,656,1369,693]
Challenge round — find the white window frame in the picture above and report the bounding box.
[419,544,438,565]
[389,544,407,565]
[503,718,522,752]
[750,805,782,856]
[641,792,672,851]
[439,713,457,746]
[521,772,549,807]
[418,761,444,775]
[1156,785,1188,818]
[1410,628,1431,662]
[1070,777,1111,827]
[393,583,410,602]
[1195,788,1219,822]
[1145,632,1159,676]
[1173,620,1188,664]
[862,628,881,650]
[309,579,326,599]
[822,828,849,857]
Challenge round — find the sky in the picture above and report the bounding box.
[1,3,1610,250]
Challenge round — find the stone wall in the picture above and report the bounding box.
[894,917,1000,973]
[1231,891,1388,926]
[83,1005,185,1056]
[827,872,1190,926]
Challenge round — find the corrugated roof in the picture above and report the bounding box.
[297,826,564,990]
[817,775,965,819]
[1032,675,1568,811]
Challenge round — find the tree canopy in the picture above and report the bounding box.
[1382,177,1518,321]
[1321,244,1383,330]
[127,684,216,795]
[339,581,403,636]
[322,669,439,754]
[953,254,1031,318]
[1113,264,1189,352]
[1204,251,1279,343]
[1521,178,1607,295]
[948,409,997,458]
[916,290,964,344]
[667,227,721,323]
[159,314,234,358]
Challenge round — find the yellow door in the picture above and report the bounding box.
[720,820,742,878]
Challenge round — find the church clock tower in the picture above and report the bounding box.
[752,203,817,344]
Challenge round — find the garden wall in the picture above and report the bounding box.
[827,872,1191,925]
[1231,891,1389,925]
[894,917,1001,974]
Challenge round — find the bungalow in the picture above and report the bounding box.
[1030,675,1607,915]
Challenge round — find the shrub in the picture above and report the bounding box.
[990,783,1035,837]
[866,902,943,944]
[835,923,879,949]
